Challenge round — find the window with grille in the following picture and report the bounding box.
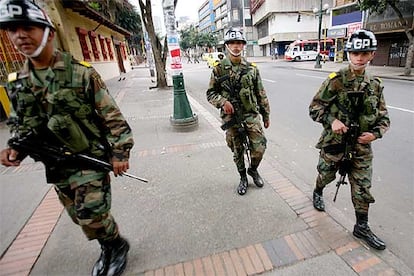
[76,27,91,61]
[106,38,114,60]
[88,31,100,61]
[99,35,108,60]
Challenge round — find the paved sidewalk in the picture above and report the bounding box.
[0,62,412,276]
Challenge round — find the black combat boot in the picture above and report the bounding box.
[92,236,130,276]
[247,167,264,188]
[237,169,248,195]
[353,212,386,250]
[313,188,325,211]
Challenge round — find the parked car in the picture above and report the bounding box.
[206,52,225,68]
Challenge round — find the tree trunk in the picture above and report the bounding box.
[138,0,168,88]
[403,32,413,76]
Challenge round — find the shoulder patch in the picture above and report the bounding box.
[251,62,257,67]
[328,72,338,79]
[213,61,220,67]
[79,61,92,68]
[8,72,18,82]
[374,76,382,83]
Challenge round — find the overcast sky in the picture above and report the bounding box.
[175,0,204,20]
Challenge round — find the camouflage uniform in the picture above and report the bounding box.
[206,57,270,172]
[309,66,390,213]
[6,50,134,241]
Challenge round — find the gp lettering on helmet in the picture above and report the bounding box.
[0,0,55,30]
[344,30,377,52]
[224,28,246,44]
[1,4,43,19]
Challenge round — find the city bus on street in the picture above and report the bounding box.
[284,39,334,61]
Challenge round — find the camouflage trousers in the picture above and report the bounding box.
[226,115,267,171]
[55,173,119,241]
[315,143,375,213]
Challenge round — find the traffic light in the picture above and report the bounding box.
[297,14,301,22]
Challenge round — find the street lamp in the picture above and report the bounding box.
[313,1,329,69]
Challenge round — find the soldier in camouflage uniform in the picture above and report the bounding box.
[207,28,270,195]
[0,1,133,275]
[309,30,390,250]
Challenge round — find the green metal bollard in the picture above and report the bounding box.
[170,73,198,130]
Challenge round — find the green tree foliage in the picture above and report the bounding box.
[357,0,413,75]
[179,26,218,50]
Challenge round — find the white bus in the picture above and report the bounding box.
[285,39,334,61]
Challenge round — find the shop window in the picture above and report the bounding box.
[99,35,108,60]
[106,38,114,60]
[76,27,91,61]
[88,31,100,61]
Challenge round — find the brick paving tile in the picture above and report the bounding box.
[164,265,174,276]
[218,251,237,276]
[376,268,398,276]
[0,256,37,275]
[294,204,316,215]
[201,256,215,276]
[335,241,361,256]
[254,244,273,271]
[237,248,255,275]
[285,194,308,204]
[211,254,225,276]
[229,249,247,276]
[269,238,298,267]
[288,198,312,209]
[183,261,194,276]
[284,234,306,261]
[262,241,281,267]
[303,211,328,225]
[302,229,330,254]
[246,245,265,274]
[174,263,185,276]
[144,270,154,276]
[154,268,164,276]
[193,259,205,276]
[352,256,382,273]
[294,231,318,257]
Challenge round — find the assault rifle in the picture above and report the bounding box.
[8,134,148,183]
[333,91,364,202]
[216,70,251,166]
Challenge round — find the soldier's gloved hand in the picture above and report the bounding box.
[331,119,348,135]
[264,120,270,129]
[358,132,376,144]
[112,159,129,177]
[0,148,21,167]
[222,101,234,114]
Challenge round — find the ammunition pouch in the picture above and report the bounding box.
[47,114,89,153]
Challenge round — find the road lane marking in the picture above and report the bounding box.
[387,105,414,114]
[263,78,276,83]
[295,73,326,80]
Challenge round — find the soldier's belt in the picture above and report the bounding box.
[323,144,345,154]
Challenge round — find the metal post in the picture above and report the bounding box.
[162,0,198,130]
[314,0,323,69]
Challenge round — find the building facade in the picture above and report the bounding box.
[0,0,132,82]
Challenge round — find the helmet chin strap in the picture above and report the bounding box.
[19,27,50,58]
[225,44,242,57]
[347,52,369,71]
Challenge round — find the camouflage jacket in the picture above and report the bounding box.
[206,57,270,123]
[6,50,134,183]
[309,66,390,149]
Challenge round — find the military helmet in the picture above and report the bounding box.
[224,27,246,44]
[0,0,55,30]
[344,29,377,52]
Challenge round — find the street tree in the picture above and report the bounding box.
[138,0,178,88]
[179,26,218,51]
[358,0,413,75]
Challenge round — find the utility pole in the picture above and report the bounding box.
[162,0,198,130]
[313,1,329,69]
